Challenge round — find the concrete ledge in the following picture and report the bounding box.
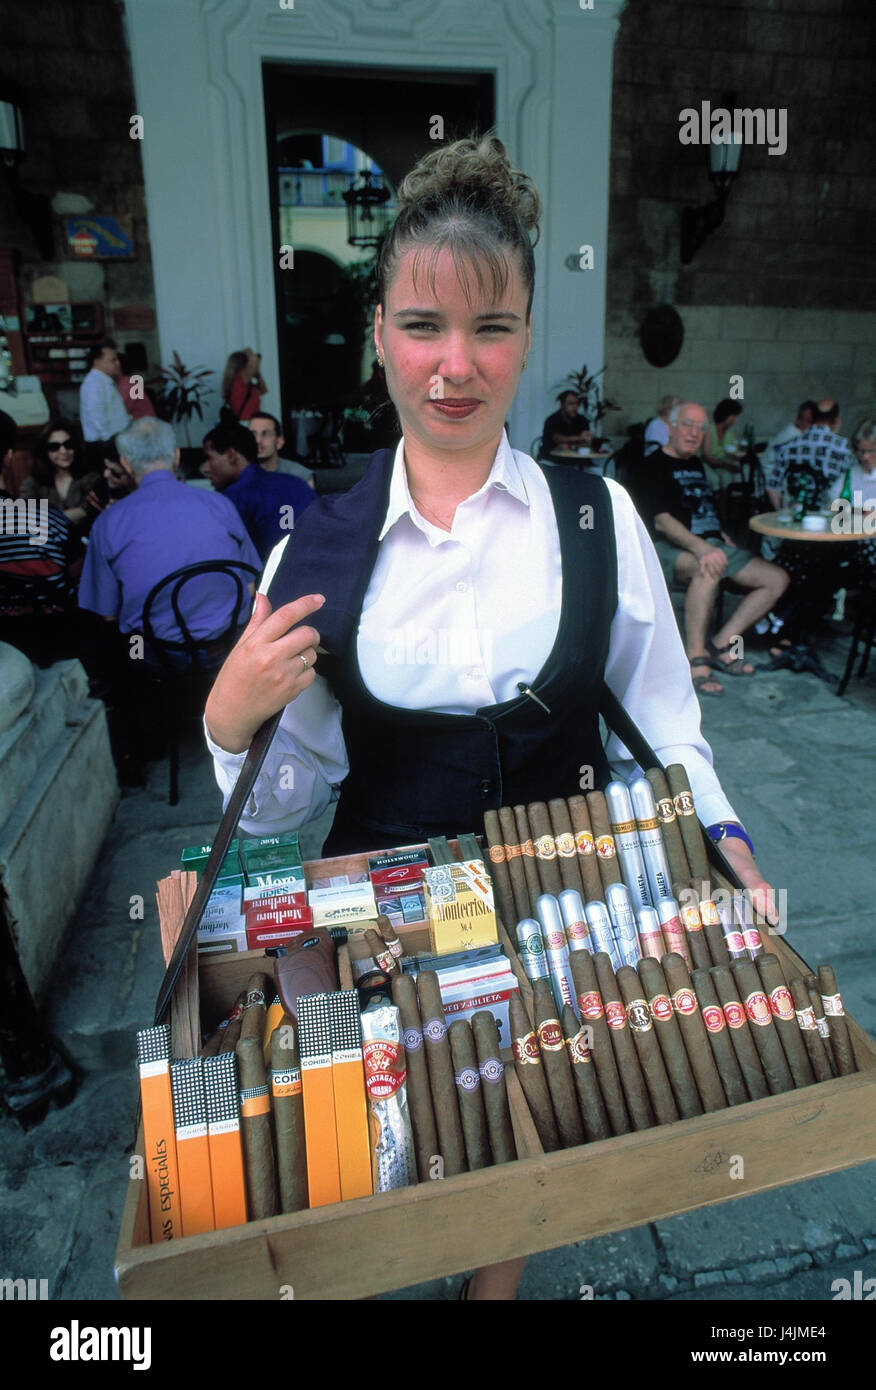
[0,661,92,833]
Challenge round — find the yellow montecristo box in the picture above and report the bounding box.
[423,859,498,954]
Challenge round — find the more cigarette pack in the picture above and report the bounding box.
[240,832,304,887]
[181,839,244,887]
[423,859,497,954]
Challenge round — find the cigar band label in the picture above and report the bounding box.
[569,1032,592,1063]
[605,999,626,1030]
[455,1067,480,1092]
[725,930,746,953]
[488,844,506,864]
[636,815,660,832]
[566,920,588,942]
[479,1056,504,1084]
[673,791,695,817]
[744,990,772,1027]
[246,988,266,1009]
[240,1086,271,1117]
[822,992,844,1017]
[513,1030,541,1064]
[699,900,721,927]
[768,985,795,1022]
[534,835,557,860]
[376,949,395,973]
[723,999,746,1029]
[575,831,595,855]
[795,1007,817,1032]
[227,1001,246,1022]
[648,993,673,1023]
[537,1019,565,1052]
[702,1003,725,1033]
[403,1026,423,1052]
[656,797,676,824]
[521,932,544,955]
[612,819,637,836]
[672,987,698,1016]
[578,990,604,1020]
[680,905,703,931]
[626,999,653,1032]
[816,1016,831,1040]
[423,1016,446,1043]
[555,832,577,858]
[506,841,522,859]
[544,928,566,950]
[520,838,535,858]
[743,928,763,950]
[271,1068,302,1098]
[596,835,616,859]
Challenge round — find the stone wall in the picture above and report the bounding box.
[605,0,876,439]
[0,0,159,415]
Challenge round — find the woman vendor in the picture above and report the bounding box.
[205,134,777,1300]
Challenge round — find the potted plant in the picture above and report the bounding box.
[150,351,214,475]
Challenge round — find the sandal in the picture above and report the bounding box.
[707,638,757,676]
[689,656,724,696]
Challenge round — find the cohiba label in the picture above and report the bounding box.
[673,987,698,1016]
[478,1056,504,1083]
[822,992,844,1017]
[649,993,673,1023]
[702,1003,726,1033]
[627,999,653,1032]
[578,991,604,1020]
[656,797,676,824]
[569,1032,592,1063]
[795,1007,817,1031]
[699,899,721,927]
[513,1030,541,1064]
[488,844,506,864]
[680,905,703,931]
[596,835,616,860]
[768,986,795,1022]
[605,999,626,1029]
[673,791,695,817]
[271,1068,302,1098]
[534,835,557,860]
[423,1016,446,1043]
[723,999,746,1029]
[575,830,595,855]
[745,990,772,1027]
[537,1019,565,1051]
[455,1067,479,1092]
[555,832,576,858]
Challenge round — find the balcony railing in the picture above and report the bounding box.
[278,168,395,209]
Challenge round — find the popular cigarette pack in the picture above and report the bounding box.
[196,918,249,955]
[202,884,245,924]
[423,859,498,954]
[240,832,304,886]
[135,1025,182,1243]
[367,848,431,873]
[181,839,243,886]
[244,921,311,951]
[308,882,377,930]
[170,1057,215,1237]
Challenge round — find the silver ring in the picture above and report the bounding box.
[299,654,309,672]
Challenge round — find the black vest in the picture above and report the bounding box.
[268,451,618,854]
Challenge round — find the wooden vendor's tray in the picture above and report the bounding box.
[115,849,876,1300]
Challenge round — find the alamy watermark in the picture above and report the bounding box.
[678,101,787,158]
[0,496,48,546]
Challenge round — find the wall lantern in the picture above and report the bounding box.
[680,91,743,265]
[342,170,391,249]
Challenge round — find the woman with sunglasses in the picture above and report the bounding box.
[21,420,101,535]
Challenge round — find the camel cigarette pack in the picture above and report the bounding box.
[423,859,497,954]
[308,882,377,930]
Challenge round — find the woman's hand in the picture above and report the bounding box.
[715,834,780,929]
[205,591,325,754]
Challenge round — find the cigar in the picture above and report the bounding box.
[733,892,764,960]
[637,956,703,1119]
[661,955,728,1112]
[202,990,247,1056]
[562,1004,612,1142]
[376,915,404,963]
[655,895,691,968]
[713,892,748,960]
[471,1011,516,1164]
[605,780,653,910]
[616,965,679,1125]
[691,880,731,968]
[569,950,631,1135]
[483,811,518,936]
[788,978,834,1084]
[710,964,770,1101]
[636,906,667,961]
[364,927,399,977]
[235,1032,278,1220]
[584,898,623,972]
[548,798,586,897]
[557,888,592,954]
[515,917,552,986]
[269,1016,308,1213]
[508,991,561,1153]
[567,796,605,902]
[730,958,795,1095]
[756,954,816,1088]
[817,965,857,1076]
[535,894,576,1012]
[645,768,692,886]
[690,967,749,1107]
[415,971,468,1176]
[218,991,248,1054]
[527,801,565,897]
[448,1020,491,1171]
[673,882,713,972]
[240,974,272,1042]
[586,791,624,890]
[604,881,643,968]
[630,777,675,903]
[593,952,655,1131]
[664,764,710,878]
[531,978,585,1148]
[808,984,837,1074]
[498,806,531,922]
[390,973,440,1182]
[512,805,543,916]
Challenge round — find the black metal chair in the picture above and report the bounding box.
[837,583,876,697]
[139,559,259,804]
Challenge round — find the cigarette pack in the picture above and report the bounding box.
[201,885,244,925]
[196,918,248,954]
[245,922,310,951]
[367,848,431,872]
[240,832,303,885]
[242,891,308,915]
[423,860,497,954]
[181,839,243,885]
[246,871,307,893]
[242,883,307,905]
[203,1052,248,1231]
[170,1057,215,1237]
[309,882,377,928]
[369,863,426,889]
[245,905,314,930]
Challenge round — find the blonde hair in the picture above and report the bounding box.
[377,133,541,315]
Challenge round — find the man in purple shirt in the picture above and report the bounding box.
[201,420,314,561]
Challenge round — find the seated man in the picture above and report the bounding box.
[541,391,593,455]
[247,412,315,489]
[202,421,315,561]
[641,402,789,695]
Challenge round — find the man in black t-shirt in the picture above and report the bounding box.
[640,402,789,694]
[541,391,593,455]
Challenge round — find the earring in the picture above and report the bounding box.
[376,351,385,369]
[522,356,528,371]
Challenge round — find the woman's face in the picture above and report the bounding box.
[856,438,876,475]
[375,245,531,460]
[47,430,75,471]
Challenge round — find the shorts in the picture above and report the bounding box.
[653,537,753,592]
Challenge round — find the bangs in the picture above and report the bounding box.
[407,224,515,309]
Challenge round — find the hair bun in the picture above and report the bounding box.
[398,133,541,238]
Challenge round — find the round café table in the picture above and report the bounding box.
[544,446,612,469]
[749,511,874,683]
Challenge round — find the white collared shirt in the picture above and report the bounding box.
[207,435,737,832]
[79,368,132,443]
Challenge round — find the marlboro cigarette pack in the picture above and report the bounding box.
[202,884,245,924]
[242,890,308,915]
[424,860,497,954]
[136,1025,183,1243]
[170,1057,215,1237]
[244,922,309,951]
[203,1052,247,1230]
[196,918,248,954]
[245,905,313,930]
[328,992,373,1200]
[297,993,341,1208]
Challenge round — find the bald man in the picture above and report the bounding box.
[641,402,789,695]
